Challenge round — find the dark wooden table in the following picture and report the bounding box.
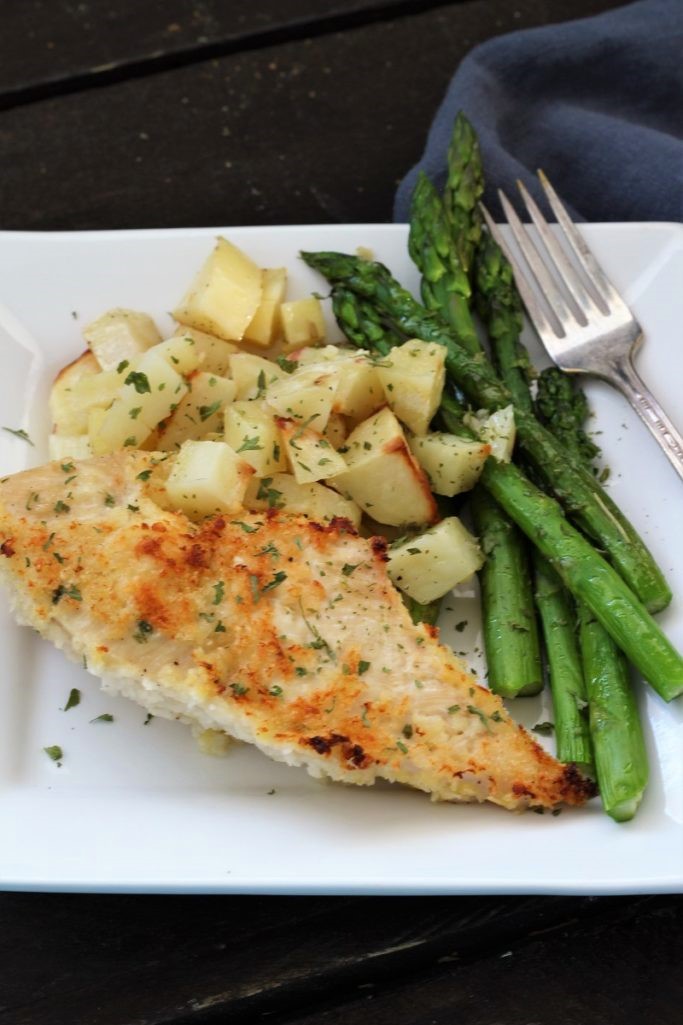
[1,3,681,1023]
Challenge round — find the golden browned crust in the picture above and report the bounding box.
[0,451,595,812]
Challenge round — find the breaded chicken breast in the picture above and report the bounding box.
[0,451,595,812]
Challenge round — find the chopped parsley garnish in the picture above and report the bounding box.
[262,571,287,593]
[124,370,151,394]
[42,532,55,551]
[276,356,298,373]
[358,660,371,675]
[342,563,360,576]
[532,721,555,736]
[237,435,263,453]
[64,688,81,711]
[60,462,75,473]
[256,369,267,397]
[447,704,460,714]
[230,682,249,697]
[455,620,468,633]
[104,493,116,507]
[212,581,225,605]
[402,724,413,739]
[199,401,222,422]
[123,436,137,447]
[53,500,70,515]
[51,584,82,604]
[43,745,63,763]
[295,666,308,677]
[53,552,65,564]
[2,426,34,446]
[133,619,154,643]
[116,360,130,374]
[256,477,284,509]
[396,740,408,754]
[143,713,154,726]
[90,713,114,723]
[269,685,283,697]
[230,520,258,533]
[258,541,279,558]
[467,705,492,731]
[129,406,142,420]
[136,469,152,481]
[214,621,226,633]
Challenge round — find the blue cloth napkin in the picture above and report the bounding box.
[394,0,683,224]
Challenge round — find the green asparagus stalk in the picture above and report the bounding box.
[443,111,485,275]
[300,250,671,614]
[577,603,649,820]
[535,367,601,467]
[474,225,592,762]
[470,487,543,696]
[532,551,592,767]
[408,173,480,353]
[407,171,542,696]
[480,458,683,702]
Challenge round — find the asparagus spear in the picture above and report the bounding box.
[470,487,542,696]
[300,250,670,613]
[577,602,649,821]
[407,173,542,696]
[480,457,683,702]
[535,367,601,467]
[443,111,484,275]
[408,173,480,354]
[474,225,592,761]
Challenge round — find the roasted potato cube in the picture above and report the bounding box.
[408,432,490,496]
[48,434,93,461]
[333,357,384,421]
[278,418,347,484]
[243,472,361,527]
[82,308,161,371]
[172,326,237,375]
[266,367,338,430]
[157,372,236,451]
[387,517,484,603]
[291,344,346,365]
[331,407,437,527]
[480,405,516,463]
[150,335,201,376]
[323,412,348,450]
[243,268,287,347]
[229,352,285,400]
[91,350,188,454]
[165,440,254,519]
[280,297,325,352]
[224,401,287,476]
[173,237,263,341]
[49,351,102,436]
[375,339,446,435]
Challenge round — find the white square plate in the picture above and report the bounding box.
[0,223,681,894]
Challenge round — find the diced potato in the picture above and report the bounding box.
[375,339,446,435]
[243,472,361,527]
[333,357,384,421]
[224,401,287,476]
[157,373,236,451]
[331,407,437,527]
[172,326,237,375]
[49,351,101,435]
[48,434,93,461]
[280,297,326,352]
[387,517,484,603]
[229,353,285,400]
[408,432,491,496]
[323,412,348,450]
[83,309,161,371]
[67,369,124,411]
[278,418,347,485]
[195,729,234,757]
[243,268,287,347]
[151,335,201,376]
[173,237,263,341]
[266,367,338,430]
[91,350,188,454]
[165,440,254,519]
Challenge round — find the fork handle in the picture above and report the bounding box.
[610,354,683,483]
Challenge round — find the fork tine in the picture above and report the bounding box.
[480,203,557,343]
[497,188,581,337]
[515,178,604,324]
[537,170,617,313]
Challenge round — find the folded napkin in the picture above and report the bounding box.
[394,0,683,223]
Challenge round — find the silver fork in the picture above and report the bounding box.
[481,172,683,483]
